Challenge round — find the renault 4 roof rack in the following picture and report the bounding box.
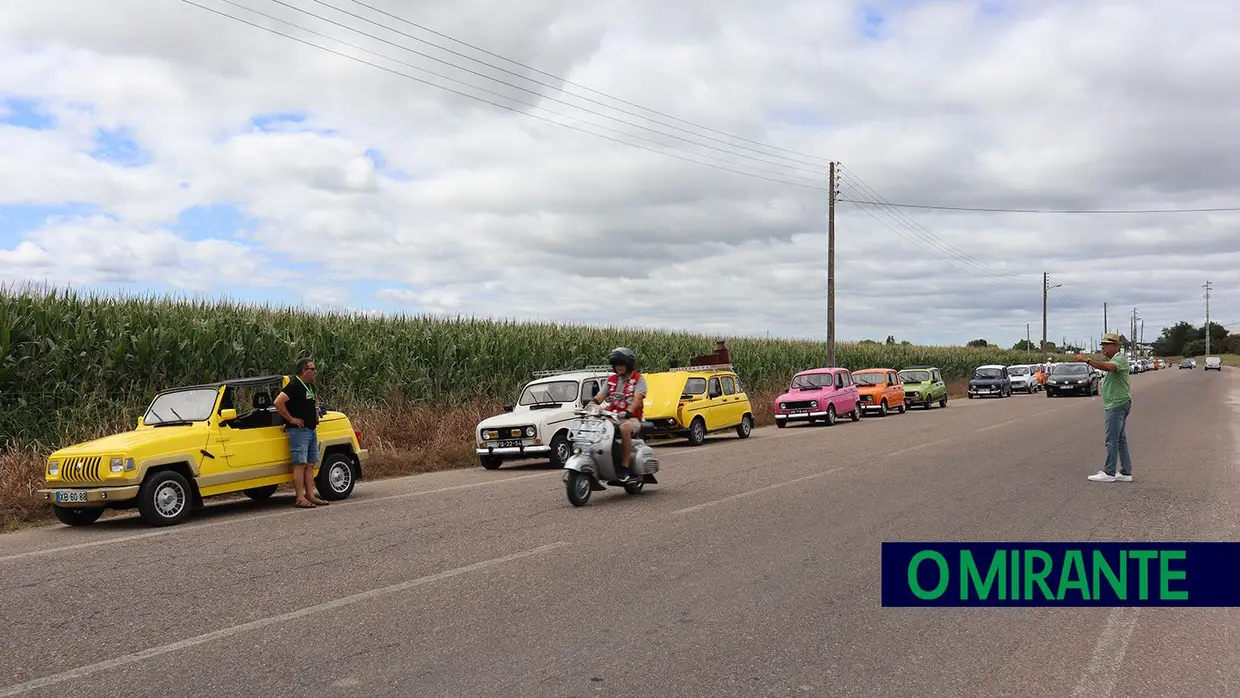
[531,365,613,379]
[667,363,735,372]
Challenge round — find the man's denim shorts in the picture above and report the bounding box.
[287,427,320,465]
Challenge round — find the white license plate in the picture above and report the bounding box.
[56,491,88,503]
[790,409,809,414]
[496,439,522,448]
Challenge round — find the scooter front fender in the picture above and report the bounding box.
[563,453,595,474]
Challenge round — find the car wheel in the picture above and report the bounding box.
[879,399,888,416]
[939,395,947,407]
[850,405,861,421]
[925,396,933,409]
[736,414,754,439]
[897,401,906,413]
[687,417,707,446]
[53,505,104,526]
[549,431,572,467]
[316,453,356,501]
[480,455,502,469]
[243,484,279,500]
[137,470,193,527]
[775,419,787,429]
[824,405,836,426]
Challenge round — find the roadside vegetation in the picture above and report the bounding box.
[0,286,1048,529]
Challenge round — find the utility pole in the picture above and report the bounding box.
[1043,273,1062,360]
[1204,281,1212,357]
[1026,323,1032,361]
[1042,273,1047,359]
[1140,320,1144,354]
[1104,302,1108,338]
[827,161,837,367]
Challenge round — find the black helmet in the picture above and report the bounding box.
[608,346,636,370]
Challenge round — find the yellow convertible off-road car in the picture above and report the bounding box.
[36,375,368,527]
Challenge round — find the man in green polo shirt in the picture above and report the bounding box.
[1075,333,1132,482]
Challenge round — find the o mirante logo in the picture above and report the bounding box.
[881,542,1240,607]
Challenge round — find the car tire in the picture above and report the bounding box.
[315,453,356,501]
[925,396,933,409]
[850,405,862,421]
[480,455,502,469]
[137,470,193,527]
[549,431,571,467]
[897,401,906,414]
[243,484,279,500]
[775,419,787,429]
[939,395,947,407]
[824,405,836,426]
[879,399,888,416]
[687,417,707,446]
[53,505,104,526]
[736,414,754,439]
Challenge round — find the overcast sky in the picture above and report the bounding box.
[2,0,1239,347]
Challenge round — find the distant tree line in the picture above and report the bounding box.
[1151,321,1237,357]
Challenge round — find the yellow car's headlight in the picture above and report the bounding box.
[48,460,59,475]
[110,457,124,473]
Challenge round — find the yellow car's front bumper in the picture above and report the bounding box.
[36,485,141,507]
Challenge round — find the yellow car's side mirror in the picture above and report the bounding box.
[219,408,238,422]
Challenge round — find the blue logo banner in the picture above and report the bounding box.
[881,542,1240,607]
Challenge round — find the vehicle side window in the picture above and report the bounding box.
[709,377,722,398]
[734,376,746,394]
[683,377,707,395]
[580,380,598,403]
[835,373,845,389]
[933,370,942,383]
[722,376,736,395]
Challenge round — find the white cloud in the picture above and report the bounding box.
[1,0,1239,347]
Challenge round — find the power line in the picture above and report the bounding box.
[838,199,1240,214]
[277,0,836,175]
[837,167,1044,289]
[224,0,835,182]
[329,0,836,167]
[178,0,835,191]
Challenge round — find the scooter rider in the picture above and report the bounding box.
[592,347,646,482]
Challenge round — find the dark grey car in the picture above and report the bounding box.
[1045,362,1099,397]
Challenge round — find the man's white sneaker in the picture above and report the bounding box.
[1088,471,1116,482]
[1115,474,1133,482]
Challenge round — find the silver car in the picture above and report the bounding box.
[1006,364,1040,393]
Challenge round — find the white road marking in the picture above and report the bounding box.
[972,421,1021,431]
[0,472,553,564]
[1070,606,1141,697]
[0,541,570,697]
[673,468,843,515]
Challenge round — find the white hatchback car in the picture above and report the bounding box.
[475,366,614,469]
[1006,364,1040,393]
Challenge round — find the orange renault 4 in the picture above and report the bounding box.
[851,368,907,416]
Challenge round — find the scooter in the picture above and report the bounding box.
[562,404,660,506]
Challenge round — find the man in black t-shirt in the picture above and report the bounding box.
[274,358,328,508]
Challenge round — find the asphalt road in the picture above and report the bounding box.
[2,365,1237,697]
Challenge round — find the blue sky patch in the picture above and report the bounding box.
[0,97,55,130]
[858,4,886,39]
[0,203,106,243]
[169,203,258,241]
[89,127,152,167]
[250,111,307,132]
[365,148,414,182]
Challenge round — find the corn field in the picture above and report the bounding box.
[1,286,1033,450]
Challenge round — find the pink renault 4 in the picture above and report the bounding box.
[773,367,863,427]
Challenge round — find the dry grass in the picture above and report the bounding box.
[1,381,971,531]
